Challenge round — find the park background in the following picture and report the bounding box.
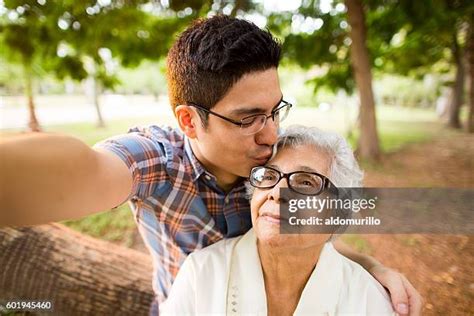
[1,0,473,315]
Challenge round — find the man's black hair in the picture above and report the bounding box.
[167,14,281,125]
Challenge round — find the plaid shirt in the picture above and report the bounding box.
[94,125,252,302]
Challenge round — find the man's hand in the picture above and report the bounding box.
[332,240,423,315]
[370,265,423,316]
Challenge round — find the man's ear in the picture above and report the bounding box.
[175,105,198,138]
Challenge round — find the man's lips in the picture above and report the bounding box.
[253,153,272,162]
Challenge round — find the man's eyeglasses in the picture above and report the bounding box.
[249,166,337,196]
[187,98,292,135]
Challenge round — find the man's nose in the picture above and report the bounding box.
[255,117,278,146]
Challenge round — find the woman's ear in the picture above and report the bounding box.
[175,105,198,139]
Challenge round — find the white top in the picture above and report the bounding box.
[161,229,395,315]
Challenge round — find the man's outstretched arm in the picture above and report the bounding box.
[0,133,133,226]
[334,239,423,316]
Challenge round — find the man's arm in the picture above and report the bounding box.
[333,239,381,270]
[334,239,423,316]
[0,133,133,226]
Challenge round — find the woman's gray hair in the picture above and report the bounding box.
[246,125,363,198]
[276,125,363,187]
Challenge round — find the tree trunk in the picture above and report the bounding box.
[92,74,106,128]
[24,63,41,132]
[448,30,465,129]
[345,0,380,160]
[0,223,154,315]
[466,17,474,133]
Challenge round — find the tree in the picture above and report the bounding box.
[379,1,474,129]
[433,2,470,129]
[266,0,474,159]
[266,0,382,160]
[0,223,154,315]
[48,1,192,128]
[0,1,65,132]
[448,25,465,128]
[0,1,197,130]
[467,14,474,133]
[345,0,380,159]
[0,1,85,131]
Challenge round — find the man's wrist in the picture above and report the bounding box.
[368,262,385,275]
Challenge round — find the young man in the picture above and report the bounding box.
[1,15,421,315]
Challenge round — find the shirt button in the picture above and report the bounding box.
[224,196,230,204]
[205,175,211,181]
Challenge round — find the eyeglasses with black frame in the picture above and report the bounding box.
[187,98,292,135]
[249,166,337,196]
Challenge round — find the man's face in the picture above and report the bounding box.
[191,68,282,186]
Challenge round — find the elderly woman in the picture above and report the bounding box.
[160,126,394,315]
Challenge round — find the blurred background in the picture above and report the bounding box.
[1,0,473,314]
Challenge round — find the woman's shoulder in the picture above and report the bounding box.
[329,244,394,313]
[337,250,389,296]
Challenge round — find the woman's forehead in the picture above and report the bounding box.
[268,144,331,175]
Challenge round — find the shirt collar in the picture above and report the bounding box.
[227,229,343,315]
[294,242,343,314]
[184,137,217,183]
[227,229,267,314]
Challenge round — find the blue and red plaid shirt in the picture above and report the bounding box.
[94,125,252,302]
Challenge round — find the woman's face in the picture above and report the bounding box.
[250,144,332,249]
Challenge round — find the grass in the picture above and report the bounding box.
[371,106,440,153]
[41,117,175,146]
[284,104,440,153]
[2,103,443,244]
[358,120,441,154]
[62,205,137,246]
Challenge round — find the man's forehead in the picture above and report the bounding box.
[225,95,283,116]
[211,68,282,113]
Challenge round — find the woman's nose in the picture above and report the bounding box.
[268,178,288,202]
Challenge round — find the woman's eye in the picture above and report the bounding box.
[297,180,315,187]
[262,174,276,181]
[293,176,320,187]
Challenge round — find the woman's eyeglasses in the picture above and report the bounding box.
[249,166,337,196]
